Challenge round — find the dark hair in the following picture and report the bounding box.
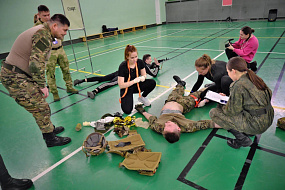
[50,14,70,27]
[124,45,137,61]
[38,5,49,13]
[143,54,151,62]
[164,132,180,143]
[241,26,255,41]
[102,25,108,33]
[227,57,268,90]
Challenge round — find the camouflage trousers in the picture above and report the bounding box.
[209,105,273,135]
[165,85,203,114]
[0,67,54,133]
[47,47,72,94]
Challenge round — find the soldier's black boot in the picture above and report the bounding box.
[0,155,33,190]
[74,79,85,86]
[43,132,71,147]
[227,129,253,149]
[53,125,64,134]
[173,75,186,87]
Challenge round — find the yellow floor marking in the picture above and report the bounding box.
[273,106,285,110]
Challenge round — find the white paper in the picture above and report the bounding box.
[62,0,84,29]
[205,90,229,105]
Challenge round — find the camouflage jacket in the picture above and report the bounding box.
[34,19,62,48]
[30,23,53,87]
[223,74,273,115]
[34,18,44,26]
[5,23,53,88]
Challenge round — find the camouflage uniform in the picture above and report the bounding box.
[0,23,54,133]
[277,117,285,130]
[35,19,77,98]
[210,74,274,135]
[148,85,215,133]
[34,19,44,26]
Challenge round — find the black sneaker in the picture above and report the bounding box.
[173,75,186,87]
[87,91,95,99]
[74,79,85,86]
[74,79,80,86]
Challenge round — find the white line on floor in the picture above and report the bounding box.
[66,29,170,57]
[136,46,285,55]
[68,29,187,64]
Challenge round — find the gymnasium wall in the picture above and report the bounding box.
[166,0,284,23]
[0,0,167,54]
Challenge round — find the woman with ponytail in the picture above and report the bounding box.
[225,26,259,71]
[191,54,233,107]
[210,57,274,149]
[118,45,156,114]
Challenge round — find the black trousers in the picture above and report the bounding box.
[87,71,119,94]
[120,79,156,114]
[93,76,118,94]
[200,75,233,99]
[225,48,239,61]
[225,49,253,69]
[87,71,118,83]
[0,154,10,183]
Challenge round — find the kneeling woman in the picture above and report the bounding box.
[210,57,274,149]
[192,54,233,107]
[118,45,156,114]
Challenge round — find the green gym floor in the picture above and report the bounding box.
[1,20,285,190]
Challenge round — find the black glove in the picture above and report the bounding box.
[135,104,145,114]
[113,112,123,118]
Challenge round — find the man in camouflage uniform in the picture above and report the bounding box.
[0,14,72,147]
[135,75,215,143]
[35,5,78,102]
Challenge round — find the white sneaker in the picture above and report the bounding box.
[138,96,151,106]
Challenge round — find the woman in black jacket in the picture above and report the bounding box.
[191,54,233,106]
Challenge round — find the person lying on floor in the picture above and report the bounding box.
[135,75,215,143]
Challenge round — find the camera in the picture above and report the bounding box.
[157,57,169,63]
[225,38,234,48]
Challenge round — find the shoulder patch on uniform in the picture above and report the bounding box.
[35,37,50,52]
